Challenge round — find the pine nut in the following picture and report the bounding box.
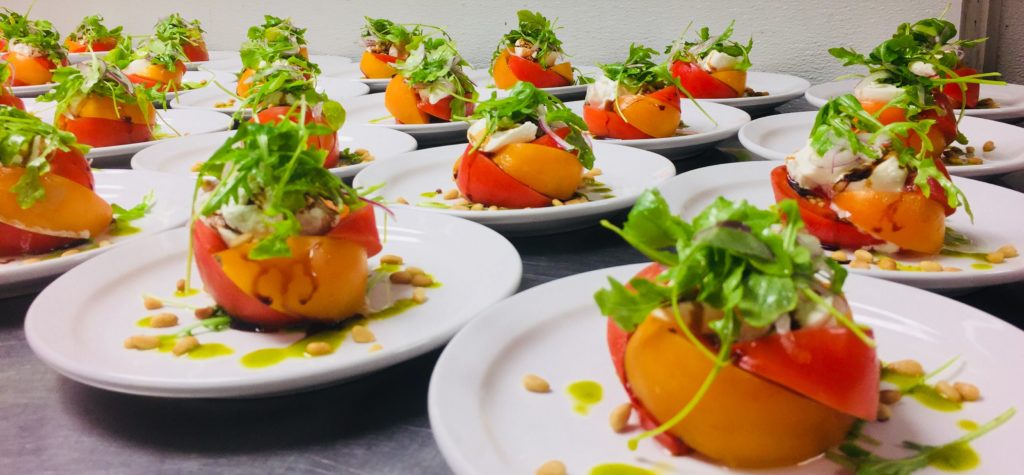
[443,188,460,200]
[965,146,975,154]
[380,254,404,265]
[998,245,1019,258]
[986,251,1005,264]
[190,162,203,172]
[522,374,551,393]
[411,274,433,287]
[853,249,873,262]
[389,271,413,284]
[967,157,983,165]
[21,258,41,265]
[172,336,199,356]
[194,306,216,319]
[920,260,943,272]
[877,404,892,422]
[830,250,848,262]
[352,325,376,343]
[551,199,564,206]
[149,313,179,328]
[609,403,632,433]
[451,204,469,211]
[879,389,902,404]
[982,140,995,152]
[877,257,897,271]
[176,279,186,292]
[128,335,160,350]
[411,287,428,304]
[368,344,383,353]
[535,460,566,475]
[935,381,963,402]
[396,197,409,205]
[406,266,425,276]
[886,359,924,377]
[488,205,498,211]
[954,382,981,402]
[61,249,80,258]
[143,296,164,310]
[850,260,870,269]
[305,341,332,356]
[471,203,484,211]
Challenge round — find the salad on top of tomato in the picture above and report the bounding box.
[358,17,442,80]
[154,13,209,62]
[105,35,188,93]
[665,21,753,99]
[384,36,475,124]
[0,60,25,109]
[189,118,381,328]
[237,15,318,99]
[830,17,1003,121]
[64,15,123,53]
[584,44,685,140]
[455,81,593,209]
[0,10,68,86]
[0,9,27,51]
[774,94,968,254]
[595,190,876,468]
[38,59,163,148]
[491,10,578,90]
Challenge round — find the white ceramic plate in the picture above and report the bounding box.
[805,79,1024,122]
[131,125,418,179]
[171,77,370,117]
[657,161,1024,290]
[429,264,1024,475]
[739,111,1024,178]
[11,82,56,97]
[565,100,750,157]
[24,207,521,398]
[0,170,192,297]
[353,142,676,235]
[697,71,811,113]
[342,93,470,147]
[324,64,489,93]
[183,50,247,71]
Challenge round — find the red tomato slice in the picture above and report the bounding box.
[252,106,340,168]
[182,41,209,62]
[530,127,572,149]
[646,86,681,111]
[769,166,882,249]
[48,148,94,190]
[941,67,980,109]
[669,61,738,99]
[506,54,572,88]
[57,115,153,148]
[582,103,653,140]
[372,53,398,64]
[0,92,24,110]
[65,37,118,53]
[455,145,552,209]
[325,205,382,257]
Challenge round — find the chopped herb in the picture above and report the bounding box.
[110,191,155,234]
[0,8,67,65]
[66,14,123,46]
[666,21,753,71]
[393,37,475,119]
[491,10,566,74]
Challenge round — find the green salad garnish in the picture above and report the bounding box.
[154,13,204,48]
[393,37,475,119]
[105,35,187,72]
[240,15,318,75]
[599,44,677,94]
[194,117,366,260]
[37,59,164,125]
[0,59,12,86]
[665,21,752,71]
[0,9,67,64]
[470,81,593,169]
[0,106,88,208]
[491,10,565,71]
[66,14,123,46]
[360,17,444,57]
[238,64,344,131]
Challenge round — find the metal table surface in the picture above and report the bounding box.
[2,101,1023,474]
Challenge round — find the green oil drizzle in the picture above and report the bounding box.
[420,191,440,198]
[136,317,152,327]
[882,370,962,412]
[940,249,990,262]
[416,201,451,209]
[108,224,141,236]
[929,442,980,471]
[958,419,979,431]
[567,380,603,415]
[971,263,993,270]
[589,463,657,475]
[174,287,201,298]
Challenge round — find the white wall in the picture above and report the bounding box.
[10,0,964,84]
[995,0,1024,83]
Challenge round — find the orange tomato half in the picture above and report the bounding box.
[3,51,57,86]
[384,75,429,124]
[359,50,398,79]
[832,188,947,254]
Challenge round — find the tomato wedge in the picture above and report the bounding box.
[56,115,153,147]
[182,41,209,62]
[941,67,980,109]
[502,49,572,88]
[65,37,118,53]
[0,91,24,110]
[454,145,552,209]
[669,60,738,99]
[769,166,882,249]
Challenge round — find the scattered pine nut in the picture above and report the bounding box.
[967,157,983,165]
[143,296,164,310]
[965,146,975,154]
[97,240,113,248]
[535,460,566,475]
[944,266,963,272]
[443,188,460,200]
[149,313,179,328]
[176,279,186,292]
[880,389,902,404]
[368,344,383,353]
[920,261,943,272]
[21,257,41,265]
[172,336,199,356]
[390,271,413,284]
[471,203,484,211]
[551,199,564,206]
[982,140,995,152]
[853,249,873,262]
[877,257,897,271]
[126,335,160,350]
[411,274,433,287]
[886,359,924,377]
[194,306,216,319]
[850,260,870,269]
[986,251,1005,264]
[352,325,376,343]
[609,403,632,433]
[998,244,1019,258]
[522,374,551,393]
[488,205,498,211]
[396,197,409,205]
[830,250,848,262]
[451,204,469,211]
[305,341,332,356]
[380,254,404,265]
[190,162,203,172]
[61,249,80,258]
[935,381,963,402]
[412,287,428,304]
[877,404,892,422]
[406,266,425,276]
[954,382,981,401]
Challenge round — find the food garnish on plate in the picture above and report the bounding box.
[591,189,1014,470]
[490,10,582,90]
[154,13,209,62]
[64,14,122,54]
[358,17,442,80]
[237,15,317,98]
[665,21,757,99]
[104,35,189,93]
[0,60,25,109]
[0,9,68,86]
[384,36,475,124]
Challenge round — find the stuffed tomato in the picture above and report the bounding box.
[154,13,209,62]
[490,10,574,89]
[0,61,24,109]
[40,60,160,147]
[666,22,753,99]
[105,36,187,93]
[595,190,878,468]
[191,119,382,327]
[64,15,122,53]
[0,106,112,257]
[0,14,68,86]
[384,37,475,124]
[236,15,315,99]
[454,82,594,208]
[358,17,438,79]
[774,94,967,254]
[584,44,682,139]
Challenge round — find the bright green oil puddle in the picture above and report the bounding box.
[589,463,656,475]
[174,288,201,298]
[150,335,234,359]
[420,191,440,198]
[958,419,979,431]
[940,249,990,262]
[240,297,422,369]
[108,224,141,237]
[567,380,603,415]
[137,317,152,327]
[971,263,993,270]
[881,370,961,412]
[930,442,979,471]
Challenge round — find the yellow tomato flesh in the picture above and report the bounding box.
[74,93,154,125]
[384,75,429,124]
[0,167,112,239]
[833,189,947,254]
[359,51,397,79]
[490,143,582,200]
[710,70,747,96]
[618,94,681,138]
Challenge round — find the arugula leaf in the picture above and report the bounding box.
[0,107,87,208]
[105,35,187,72]
[109,191,154,234]
[490,10,566,74]
[153,13,204,48]
[598,44,677,94]
[239,15,319,75]
[360,17,446,55]
[38,59,165,127]
[0,9,67,65]
[665,21,753,71]
[67,14,123,45]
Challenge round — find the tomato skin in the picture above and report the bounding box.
[64,37,118,53]
[325,205,382,258]
[584,103,653,140]
[454,145,552,209]
[504,51,572,88]
[3,51,58,86]
[252,106,339,168]
[0,91,24,110]
[47,148,94,190]
[769,166,882,249]
[182,40,209,62]
[359,51,399,79]
[941,67,980,109]
[56,115,153,147]
[669,60,738,99]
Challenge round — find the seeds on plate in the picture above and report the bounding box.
[876,404,892,422]
[20,257,41,265]
[352,325,376,343]
[535,460,566,475]
[849,260,870,270]
[368,344,383,353]
[396,197,409,205]
[411,274,433,287]
[829,250,848,262]
[522,374,551,393]
[149,313,179,328]
[954,381,981,401]
[389,271,413,284]
[172,336,199,356]
[143,296,164,310]
[999,244,1019,258]
[194,306,216,319]
[877,257,897,271]
[443,188,460,200]
[124,335,160,350]
[406,266,425,276]
[412,287,428,304]
[935,381,963,402]
[305,341,332,356]
[919,260,943,272]
[886,359,924,377]
[986,251,1005,264]
[176,279,186,292]
[879,389,902,404]
[380,254,404,265]
[853,249,873,263]
[983,140,995,152]
[609,402,632,433]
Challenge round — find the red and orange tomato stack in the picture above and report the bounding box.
[63,15,122,53]
[383,37,476,125]
[583,44,682,140]
[666,22,753,99]
[490,10,575,90]
[0,10,68,87]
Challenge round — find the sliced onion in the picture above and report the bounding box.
[359,196,395,218]
[536,105,574,151]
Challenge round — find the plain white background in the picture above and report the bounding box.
[7,0,981,84]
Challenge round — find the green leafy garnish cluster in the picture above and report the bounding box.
[598,44,677,94]
[105,35,187,72]
[194,115,364,260]
[360,17,443,56]
[0,60,12,87]
[394,37,475,119]
[0,9,67,64]
[490,10,565,72]
[66,14,123,45]
[154,13,204,48]
[470,81,593,169]
[666,21,753,71]
[810,94,970,216]
[38,59,164,125]
[240,15,318,75]
[110,191,154,234]
[0,106,87,208]
[238,64,344,132]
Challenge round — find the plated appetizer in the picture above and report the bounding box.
[584,44,682,139]
[64,15,122,53]
[456,82,593,208]
[491,10,575,89]
[772,94,965,254]
[666,22,754,99]
[190,119,382,327]
[154,13,209,62]
[105,36,188,92]
[358,17,435,79]
[0,60,24,108]
[384,37,475,124]
[237,15,317,99]
[0,10,68,86]
[38,60,162,147]
[831,17,1003,111]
